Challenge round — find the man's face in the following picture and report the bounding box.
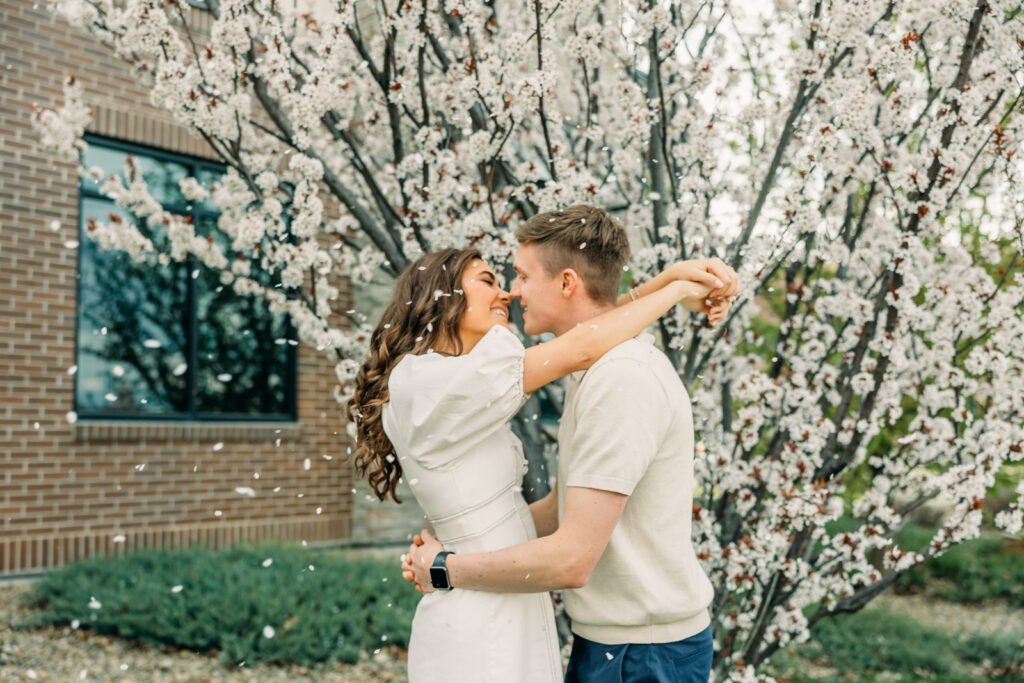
[510,242,565,336]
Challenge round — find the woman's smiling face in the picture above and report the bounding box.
[457,258,512,349]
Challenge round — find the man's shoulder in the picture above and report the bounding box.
[589,336,668,375]
[579,337,680,395]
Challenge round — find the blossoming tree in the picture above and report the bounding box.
[37,0,1024,678]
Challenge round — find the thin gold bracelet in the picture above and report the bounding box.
[629,287,640,302]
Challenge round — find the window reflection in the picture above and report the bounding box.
[75,138,296,421]
[194,219,292,417]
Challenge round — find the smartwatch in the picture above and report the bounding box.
[429,551,456,591]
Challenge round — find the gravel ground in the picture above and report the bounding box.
[0,583,409,683]
[4,580,1022,682]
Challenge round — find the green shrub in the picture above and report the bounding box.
[20,544,419,667]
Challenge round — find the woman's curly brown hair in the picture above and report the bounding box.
[347,248,484,502]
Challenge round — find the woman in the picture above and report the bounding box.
[348,248,721,682]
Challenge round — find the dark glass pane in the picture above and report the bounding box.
[81,145,126,194]
[193,217,292,417]
[136,155,189,206]
[75,197,188,416]
[81,144,190,207]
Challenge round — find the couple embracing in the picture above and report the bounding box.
[348,204,739,683]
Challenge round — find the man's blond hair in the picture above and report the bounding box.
[514,205,630,304]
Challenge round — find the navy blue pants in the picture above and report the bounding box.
[564,627,713,683]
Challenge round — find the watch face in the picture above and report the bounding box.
[429,565,448,589]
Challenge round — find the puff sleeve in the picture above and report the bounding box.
[384,325,529,469]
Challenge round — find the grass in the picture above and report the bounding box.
[767,608,1024,681]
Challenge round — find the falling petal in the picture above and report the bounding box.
[262,558,273,567]
[263,625,275,639]
[142,339,162,349]
[172,363,188,376]
[235,486,256,497]
[212,442,224,451]
[171,585,183,593]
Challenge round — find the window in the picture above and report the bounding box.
[75,137,296,421]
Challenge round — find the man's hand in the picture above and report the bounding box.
[402,529,443,593]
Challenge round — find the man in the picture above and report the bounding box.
[404,204,737,682]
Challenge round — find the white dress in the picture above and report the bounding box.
[382,325,562,683]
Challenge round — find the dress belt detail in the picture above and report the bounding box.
[429,483,524,544]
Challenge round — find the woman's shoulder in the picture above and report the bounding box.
[472,324,524,354]
[389,326,523,390]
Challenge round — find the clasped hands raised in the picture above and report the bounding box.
[657,257,740,327]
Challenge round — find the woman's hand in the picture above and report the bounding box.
[402,530,442,594]
[616,257,739,325]
[665,259,737,326]
[676,279,734,326]
[666,258,739,302]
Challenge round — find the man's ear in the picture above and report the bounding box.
[560,268,582,298]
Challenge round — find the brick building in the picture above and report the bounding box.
[0,1,418,576]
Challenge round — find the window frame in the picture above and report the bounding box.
[74,134,298,423]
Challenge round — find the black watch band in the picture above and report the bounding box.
[429,550,455,591]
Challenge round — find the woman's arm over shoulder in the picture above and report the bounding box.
[522,279,709,394]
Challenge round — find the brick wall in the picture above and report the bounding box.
[0,1,356,574]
